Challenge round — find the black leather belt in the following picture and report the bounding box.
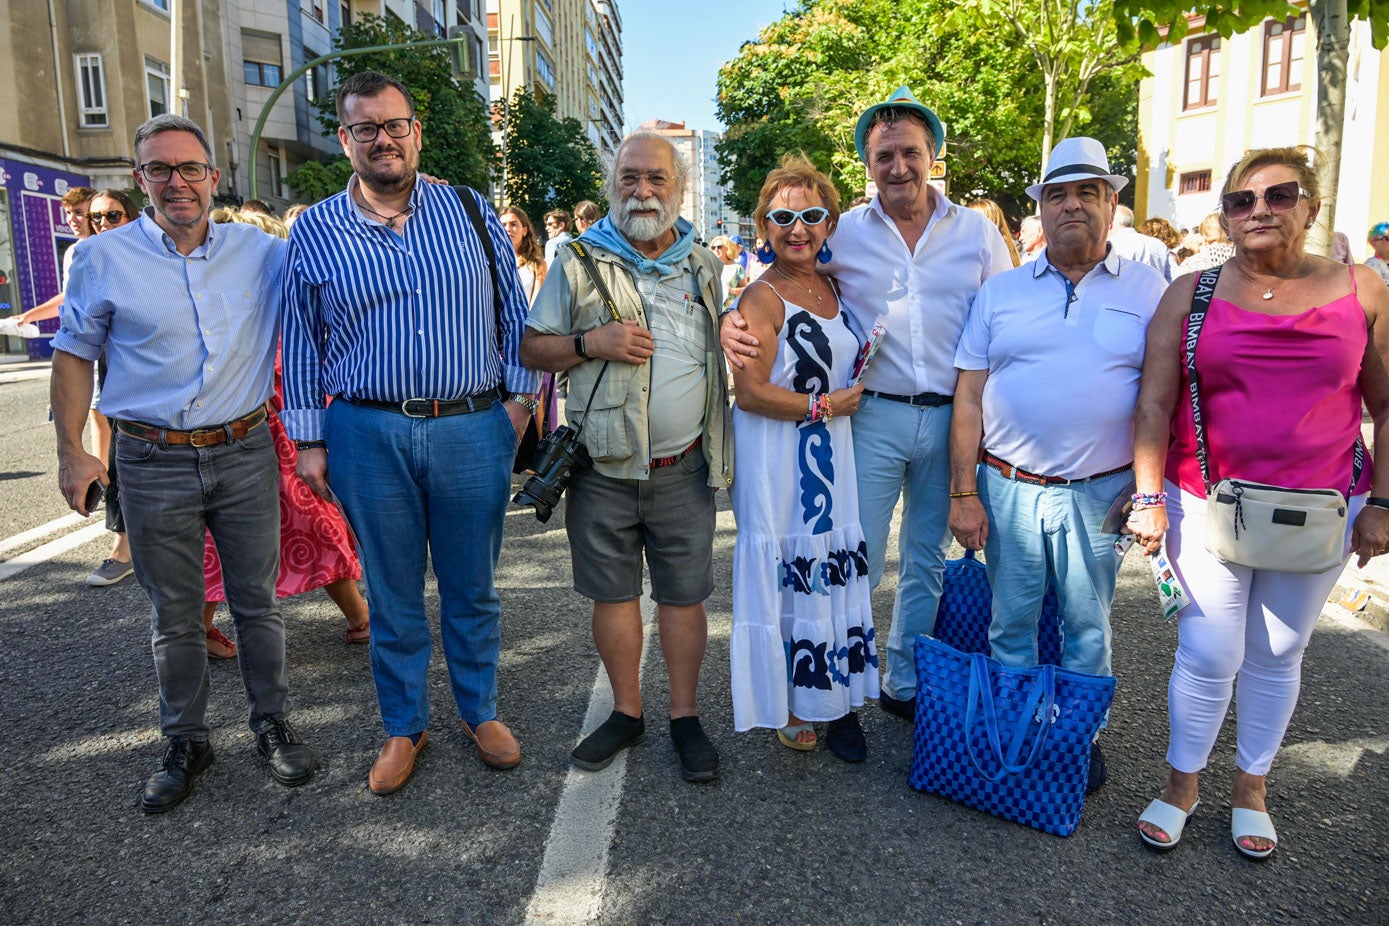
[864,389,953,407]
[982,451,1132,487]
[347,385,503,418]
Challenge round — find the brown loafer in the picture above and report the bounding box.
[369,732,428,795]
[461,719,520,770]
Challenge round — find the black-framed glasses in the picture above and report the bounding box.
[343,118,415,143]
[766,206,830,227]
[1220,180,1306,220]
[87,210,127,225]
[138,161,212,183]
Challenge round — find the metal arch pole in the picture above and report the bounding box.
[247,37,462,201]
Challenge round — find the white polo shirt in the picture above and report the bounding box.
[826,191,1014,396]
[954,246,1167,479]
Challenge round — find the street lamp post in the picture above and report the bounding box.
[247,36,466,201]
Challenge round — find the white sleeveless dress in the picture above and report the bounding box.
[729,283,879,730]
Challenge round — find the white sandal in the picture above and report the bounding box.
[1138,798,1200,850]
[1231,807,1278,859]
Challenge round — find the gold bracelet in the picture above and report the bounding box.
[949,490,979,498]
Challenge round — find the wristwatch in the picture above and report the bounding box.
[574,333,589,359]
[1367,496,1389,510]
[294,440,326,451]
[509,393,539,413]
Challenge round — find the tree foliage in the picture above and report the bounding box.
[714,0,1141,223]
[285,13,495,202]
[1113,0,1389,254]
[501,87,605,223]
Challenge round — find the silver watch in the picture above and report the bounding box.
[509,393,539,413]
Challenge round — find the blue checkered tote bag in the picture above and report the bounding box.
[932,550,1063,666]
[908,634,1116,836]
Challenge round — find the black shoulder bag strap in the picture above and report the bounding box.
[452,186,505,355]
[1185,265,1362,494]
[563,239,623,439]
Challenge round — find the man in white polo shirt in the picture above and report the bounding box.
[723,88,1013,719]
[948,137,1167,792]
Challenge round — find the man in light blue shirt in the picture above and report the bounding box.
[50,114,315,813]
[281,72,540,795]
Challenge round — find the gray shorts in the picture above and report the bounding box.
[566,452,716,606]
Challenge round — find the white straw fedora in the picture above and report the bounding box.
[1025,137,1128,201]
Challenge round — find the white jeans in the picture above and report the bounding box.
[1164,483,1362,776]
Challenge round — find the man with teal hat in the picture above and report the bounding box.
[722,86,1013,719]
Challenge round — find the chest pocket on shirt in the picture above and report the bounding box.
[1093,307,1146,361]
[204,290,261,357]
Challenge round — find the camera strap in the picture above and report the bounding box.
[565,240,628,439]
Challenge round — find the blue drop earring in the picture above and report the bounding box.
[756,241,776,263]
[817,242,833,264]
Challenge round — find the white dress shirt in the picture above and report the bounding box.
[826,191,1013,396]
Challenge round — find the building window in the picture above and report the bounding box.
[1179,170,1212,195]
[533,4,554,48]
[1183,34,1219,110]
[268,151,284,198]
[139,0,170,11]
[145,57,171,118]
[308,0,326,23]
[1262,14,1306,96]
[305,51,328,101]
[74,53,108,128]
[341,2,350,26]
[243,30,284,89]
[536,51,555,88]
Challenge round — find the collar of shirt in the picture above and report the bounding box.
[865,185,953,244]
[1033,243,1122,281]
[137,207,216,259]
[345,172,424,228]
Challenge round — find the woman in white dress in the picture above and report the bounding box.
[729,154,878,762]
[500,206,556,432]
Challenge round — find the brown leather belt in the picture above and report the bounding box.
[117,405,268,448]
[981,451,1132,487]
[651,437,701,469]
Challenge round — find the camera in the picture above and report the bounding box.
[512,424,593,523]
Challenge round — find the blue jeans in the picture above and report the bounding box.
[116,422,285,739]
[326,399,514,737]
[979,464,1129,677]
[851,395,954,700]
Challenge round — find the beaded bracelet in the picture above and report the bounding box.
[1132,491,1167,507]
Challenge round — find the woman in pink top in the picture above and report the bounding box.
[1129,146,1389,859]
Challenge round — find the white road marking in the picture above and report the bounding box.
[524,592,653,925]
[0,368,51,386]
[0,512,88,557]
[0,522,107,581]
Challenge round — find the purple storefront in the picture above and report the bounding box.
[0,159,92,359]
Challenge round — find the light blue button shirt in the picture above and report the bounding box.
[53,209,284,429]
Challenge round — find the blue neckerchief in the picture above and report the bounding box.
[581,216,695,277]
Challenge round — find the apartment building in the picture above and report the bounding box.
[1135,8,1389,258]
[639,119,750,243]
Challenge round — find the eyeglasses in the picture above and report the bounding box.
[1374,236,1389,244]
[137,161,212,183]
[87,210,127,225]
[343,119,415,143]
[710,244,726,251]
[766,206,830,227]
[1220,180,1306,220]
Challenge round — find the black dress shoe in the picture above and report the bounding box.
[879,689,917,721]
[140,737,213,814]
[256,717,316,787]
[825,712,867,763]
[1086,741,1108,795]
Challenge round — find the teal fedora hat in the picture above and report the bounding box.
[853,86,945,161]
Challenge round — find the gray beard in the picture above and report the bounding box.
[614,195,677,243]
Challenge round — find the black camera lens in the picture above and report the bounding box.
[511,425,592,522]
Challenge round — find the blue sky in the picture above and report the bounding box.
[620,1,793,133]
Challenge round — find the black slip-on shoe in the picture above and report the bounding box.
[572,710,645,772]
[670,715,719,783]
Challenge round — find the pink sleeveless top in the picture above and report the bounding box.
[1166,269,1372,498]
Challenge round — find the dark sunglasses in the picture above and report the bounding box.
[87,210,127,224]
[1374,236,1389,244]
[1219,180,1306,220]
[767,206,830,227]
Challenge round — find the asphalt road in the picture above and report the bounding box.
[1,361,1386,925]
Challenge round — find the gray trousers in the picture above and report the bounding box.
[115,421,287,739]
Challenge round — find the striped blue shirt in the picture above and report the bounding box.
[52,210,283,429]
[280,176,539,441]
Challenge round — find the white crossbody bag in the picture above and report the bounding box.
[1186,267,1362,574]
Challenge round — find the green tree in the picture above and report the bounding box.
[1114,0,1389,253]
[285,13,495,203]
[501,86,604,222]
[714,0,1141,222]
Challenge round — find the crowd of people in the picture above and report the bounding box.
[40,72,1389,866]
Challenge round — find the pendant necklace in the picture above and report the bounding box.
[1235,258,1304,301]
[773,263,822,305]
[357,196,413,229]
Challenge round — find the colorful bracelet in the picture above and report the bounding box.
[1132,491,1167,507]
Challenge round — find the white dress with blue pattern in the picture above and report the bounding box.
[730,285,879,730]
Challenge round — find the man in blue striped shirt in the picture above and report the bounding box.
[280,71,540,796]
[51,114,315,813]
